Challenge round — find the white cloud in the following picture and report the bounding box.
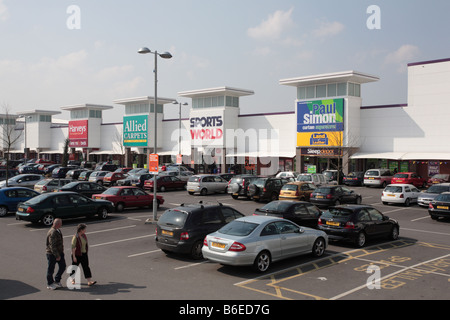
[312,20,345,37]
[247,8,295,40]
[0,0,9,21]
[385,45,420,72]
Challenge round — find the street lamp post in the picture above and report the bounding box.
[138,47,172,221]
[172,101,188,175]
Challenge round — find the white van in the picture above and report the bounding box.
[296,173,327,186]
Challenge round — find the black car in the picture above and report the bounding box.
[95,163,119,172]
[310,186,362,208]
[44,164,61,175]
[155,202,245,259]
[247,177,286,202]
[117,173,154,188]
[56,181,107,198]
[15,191,114,226]
[318,204,400,247]
[253,200,322,228]
[66,169,87,180]
[428,192,450,220]
[343,172,364,186]
[227,174,258,199]
[52,166,77,178]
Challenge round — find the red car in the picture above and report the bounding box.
[93,186,164,212]
[427,174,450,186]
[391,172,426,188]
[103,172,127,187]
[144,175,187,192]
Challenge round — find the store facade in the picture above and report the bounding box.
[4,57,450,178]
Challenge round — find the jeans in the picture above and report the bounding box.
[46,253,66,286]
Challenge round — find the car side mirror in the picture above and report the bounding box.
[383,215,390,221]
[298,227,305,233]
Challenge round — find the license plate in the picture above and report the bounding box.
[437,206,449,210]
[161,230,173,236]
[316,195,324,199]
[18,207,24,212]
[387,194,395,197]
[211,242,226,249]
[188,189,194,192]
[326,221,340,226]
[368,177,374,180]
[233,193,238,196]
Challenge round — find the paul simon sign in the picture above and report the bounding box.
[297,98,344,147]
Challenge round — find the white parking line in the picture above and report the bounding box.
[90,234,155,248]
[128,249,161,258]
[174,261,209,270]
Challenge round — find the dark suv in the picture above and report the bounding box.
[227,175,258,199]
[155,202,245,259]
[247,177,286,202]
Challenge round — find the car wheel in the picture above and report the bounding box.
[253,251,271,273]
[381,181,387,188]
[116,202,124,212]
[404,198,410,206]
[200,188,208,196]
[312,237,326,257]
[42,213,55,227]
[389,226,399,240]
[190,240,204,260]
[334,199,340,206]
[355,232,366,247]
[97,207,109,220]
[188,191,194,195]
[355,196,362,204]
[231,194,239,199]
[0,206,8,217]
[160,186,166,192]
[430,214,438,220]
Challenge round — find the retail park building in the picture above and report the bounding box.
[2,57,450,178]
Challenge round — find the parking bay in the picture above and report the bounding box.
[1,186,450,300]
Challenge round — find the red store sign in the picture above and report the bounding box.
[69,120,88,147]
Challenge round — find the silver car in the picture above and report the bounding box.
[187,174,228,195]
[0,174,45,189]
[417,183,450,207]
[202,215,328,272]
[34,178,72,193]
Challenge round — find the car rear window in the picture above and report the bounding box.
[102,188,120,195]
[281,184,298,191]
[188,176,200,182]
[217,220,258,236]
[426,185,450,193]
[394,174,408,178]
[260,201,292,212]
[158,209,188,227]
[435,194,450,202]
[252,178,267,188]
[321,208,353,219]
[365,170,379,176]
[297,175,312,182]
[384,186,403,193]
[315,187,332,194]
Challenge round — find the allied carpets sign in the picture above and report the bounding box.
[297,98,344,147]
[123,115,148,147]
[69,120,88,147]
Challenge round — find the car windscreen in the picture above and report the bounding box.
[158,209,188,227]
[260,201,292,212]
[217,220,258,236]
[435,194,450,202]
[425,185,450,193]
[384,186,403,193]
[431,174,449,180]
[102,188,120,195]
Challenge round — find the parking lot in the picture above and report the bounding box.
[1,184,449,302]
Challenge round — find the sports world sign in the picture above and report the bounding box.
[297,98,344,147]
[123,115,148,147]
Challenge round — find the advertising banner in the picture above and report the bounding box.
[189,109,224,146]
[69,120,88,147]
[123,115,148,147]
[297,98,344,147]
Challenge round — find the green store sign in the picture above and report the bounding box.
[123,115,148,147]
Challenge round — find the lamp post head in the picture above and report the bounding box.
[138,47,151,54]
[159,52,172,59]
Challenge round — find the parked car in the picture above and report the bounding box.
[427,173,450,186]
[217,173,235,181]
[428,192,450,220]
[391,172,426,188]
[56,181,107,198]
[102,172,128,187]
[322,170,344,185]
[247,177,286,202]
[275,171,299,179]
[310,186,362,207]
[78,170,94,181]
[44,164,60,175]
[202,215,328,273]
[114,167,133,174]
[381,184,421,206]
[278,181,316,201]
[159,170,193,181]
[253,200,322,228]
[227,174,259,199]
[93,186,164,212]
[364,169,393,188]
[117,173,154,188]
[318,204,400,247]
[0,174,45,189]
[66,169,87,180]
[417,183,450,207]
[88,171,109,185]
[16,191,114,226]
[52,167,76,179]
[187,174,228,195]
[34,178,72,193]
[0,169,19,181]
[0,187,40,217]
[94,163,119,172]
[144,175,187,192]
[155,202,245,259]
[18,163,40,174]
[296,173,327,186]
[343,172,364,186]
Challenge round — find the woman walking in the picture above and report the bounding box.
[70,223,96,286]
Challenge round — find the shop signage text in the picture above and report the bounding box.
[190,116,223,141]
[69,120,88,147]
[123,115,148,147]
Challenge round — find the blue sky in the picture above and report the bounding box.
[1,0,449,123]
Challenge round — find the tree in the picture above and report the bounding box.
[62,138,70,167]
